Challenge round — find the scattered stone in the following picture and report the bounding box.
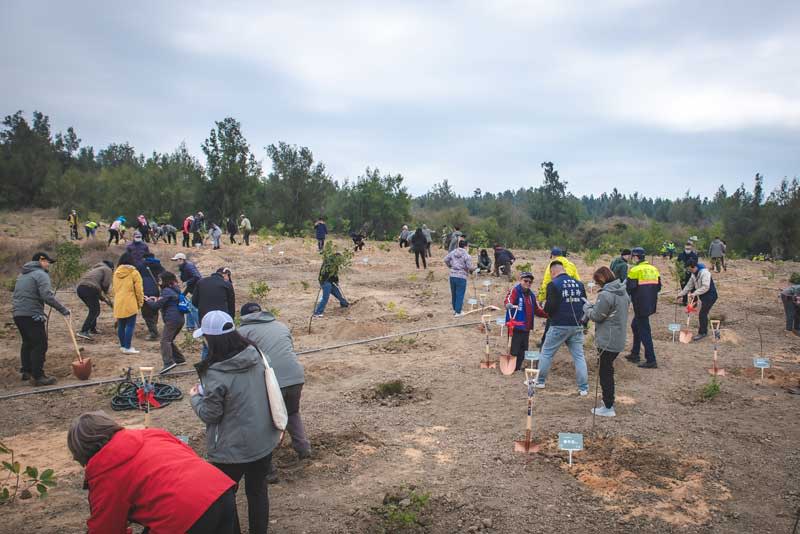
[482,518,493,528]
[399,498,411,507]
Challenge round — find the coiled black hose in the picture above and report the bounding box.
[110,379,183,411]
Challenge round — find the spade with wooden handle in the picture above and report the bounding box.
[64,314,92,380]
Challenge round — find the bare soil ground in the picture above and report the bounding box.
[1,210,799,533]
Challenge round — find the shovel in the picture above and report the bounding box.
[64,314,92,380]
[514,368,541,453]
[499,318,525,375]
[707,320,725,376]
[679,299,697,344]
[480,314,497,369]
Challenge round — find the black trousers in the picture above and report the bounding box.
[317,238,325,251]
[14,316,47,378]
[425,242,432,257]
[698,296,717,335]
[511,328,530,371]
[182,232,190,247]
[166,231,176,244]
[141,303,159,336]
[108,229,120,245]
[243,230,251,246]
[598,349,619,408]
[187,487,237,534]
[77,285,101,333]
[782,295,800,331]
[192,231,202,246]
[213,454,272,534]
[229,232,237,244]
[414,250,427,269]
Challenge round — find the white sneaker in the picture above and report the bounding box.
[122,347,140,354]
[534,382,546,389]
[579,390,588,397]
[454,312,464,318]
[591,405,616,417]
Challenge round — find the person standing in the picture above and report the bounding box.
[443,240,473,317]
[504,272,547,371]
[448,226,463,252]
[136,214,150,243]
[314,216,328,253]
[610,248,631,282]
[138,253,165,341]
[399,225,410,248]
[239,214,252,246]
[226,217,238,245]
[182,215,193,248]
[535,261,589,395]
[190,311,282,534]
[12,252,70,386]
[678,259,718,341]
[708,237,726,273]
[68,210,79,240]
[239,302,311,482]
[145,272,187,374]
[67,411,237,534]
[313,253,349,317]
[410,227,428,269]
[108,217,123,245]
[676,242,698,305]
[192,267,236,323]
[125,231,150,268]
[421,224,433,257]
[582,267,629,417]
[625,247,661,368]
[780,274,800,337]
[171,252,203,329]
[191,212,205,247]
[537,246,580,347]
[75,260,114,340]
[209,223,222,250]
[112,252,144,354]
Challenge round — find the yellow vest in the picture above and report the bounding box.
[538,256,581,301]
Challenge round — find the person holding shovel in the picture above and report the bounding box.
[504,272,547,372]
[112,252,144,354]
[12,252,70,386]
[625,247,661,368]
[75,260,114,340]
[313,252,350,317]
[190,310,282,534]
[677,259,718,341]
[534,261,589,395]
[582,266,629,417]
[67,410,237,534]
[444,239,474,317]
[144,272,187,375]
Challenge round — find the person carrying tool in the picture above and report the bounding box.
[75,260,114,340]
[534,261,589,395]
[410,227,428,269]
[239,214,252,246]
[676,242,698,305]
[182,215,193,247]
[226,216,238,244]
[125,231,150,268]
[144,272,188,374]
[444,239,474,317]
[161,222,177,244]
[708,237,726,273]
[84,220,99,239]
[138,253,165,341]
[68,410,238,534]
[314,216,328,253]
[12,252,70,386]
[504,272,547,372]
[493,245,515,278]
[477,249,492,274]
[313,253,349,317]
[582,266,629,417]
[67,209,79,240]
[239,302,311,483]
[780,273,800,337]
[677,259,718,341]
[610,248,631,282]
[625,247,661,368]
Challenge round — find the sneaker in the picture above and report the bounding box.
[313,314,324,318]
[159,362,177,375]
[454,312,464,318]
[297,449,312,460]
[147,333,160,341]
[534,382,546,389]
[76,331,93,340]
[122,347,141,354]
[21,372,30,381]
[579,390,588,397]
[90,328,100,334]
[30,375,57,387]
[174,359,187,366]
[638,361,658,369]
[692,334,707,342]
[624,354,641,363]
[592,405,616,417]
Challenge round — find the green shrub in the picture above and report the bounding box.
[790,272,800,285]
[700,378,721,401]
[374,380,406,398]
[0,441,57,503]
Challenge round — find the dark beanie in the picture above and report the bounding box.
[621,248,631,256]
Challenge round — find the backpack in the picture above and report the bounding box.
[177,293,190,314]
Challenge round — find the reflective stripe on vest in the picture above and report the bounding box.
[629,262,660,285]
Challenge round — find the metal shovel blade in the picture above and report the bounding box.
[679,329,693,343]
[707,367,726,376]
[513,440,540,453]
[499,355,516,375]
[480,359,498,369]
[71,358,93,380]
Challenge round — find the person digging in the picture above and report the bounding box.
[75,260,114,340]
[314,253,349,318]
[504,272,547,372]
[677,259,718,341]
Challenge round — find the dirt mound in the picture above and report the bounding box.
[305,361,360,384]
[330,320,389,342]
[728,366,800,388]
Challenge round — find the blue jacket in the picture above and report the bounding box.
[138,258,165,297]
[315,222,328,239]
[179,261,203,295]
[146,286,183,324]
[504,283,546,331]
[543,274,586,326]
[125,241,150,268]
[626,261,662,317]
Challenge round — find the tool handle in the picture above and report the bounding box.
[63,314,83,363]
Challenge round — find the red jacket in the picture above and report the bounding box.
[84,428,234,534]
[504,283,547,331]
[183,217,192,234]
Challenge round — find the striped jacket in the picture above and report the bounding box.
[626,261,661,317]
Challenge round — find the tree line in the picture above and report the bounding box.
[1,110,798,258]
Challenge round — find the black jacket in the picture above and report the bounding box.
[226,219,238,235]
[191,273,235,321]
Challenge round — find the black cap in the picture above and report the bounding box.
[240,302,261,316]
[32,252,56,263]
[621,248,631,256]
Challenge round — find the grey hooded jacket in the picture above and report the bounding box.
[239,311,305,388]
[12,261,69,318]
[582,278,629,353]
[190,345,281,464]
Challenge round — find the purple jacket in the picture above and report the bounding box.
[125,241,150,268]
[444,248,473,280]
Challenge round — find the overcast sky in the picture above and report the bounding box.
[2,1,798,199]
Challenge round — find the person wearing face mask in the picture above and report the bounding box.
[125,231,151,268]
[676,242,698,306]
[677,259,718,341]
[625,247,661,368]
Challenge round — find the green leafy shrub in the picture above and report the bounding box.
[790,272,800,285]
[374,380,406,398]
[249,281,271,303]
[700,378,721,401]
[50,241,85,290]
[515,261,532,273]
[0,441,57,503]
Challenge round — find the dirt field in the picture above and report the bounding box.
[1,211,799,533]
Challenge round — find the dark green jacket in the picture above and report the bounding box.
[609,256,628,282]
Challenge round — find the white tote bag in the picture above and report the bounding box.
[256,348,288,431]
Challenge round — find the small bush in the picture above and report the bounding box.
[700,378,721,401]
[374,487,431,531]
[789,272,800,285]
[300,280,310,291]
[249,281,271,303]
[515,261,532,273]
[50,241,85,290]
[425,270,435,282]
[0,441,57,503]
[583,248,602,266]
[374,380,406,398]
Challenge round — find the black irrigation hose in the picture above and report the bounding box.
[110,379,183,411]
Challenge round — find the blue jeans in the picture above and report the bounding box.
[117,315,137,349]
[449,277,467,313]
[185,302,199,330]
[315,282,348,315]
[631,315,656,363]
[537,325,588,391]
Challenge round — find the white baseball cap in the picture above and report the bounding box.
[171,252,187,261]
[193,310,236,338]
